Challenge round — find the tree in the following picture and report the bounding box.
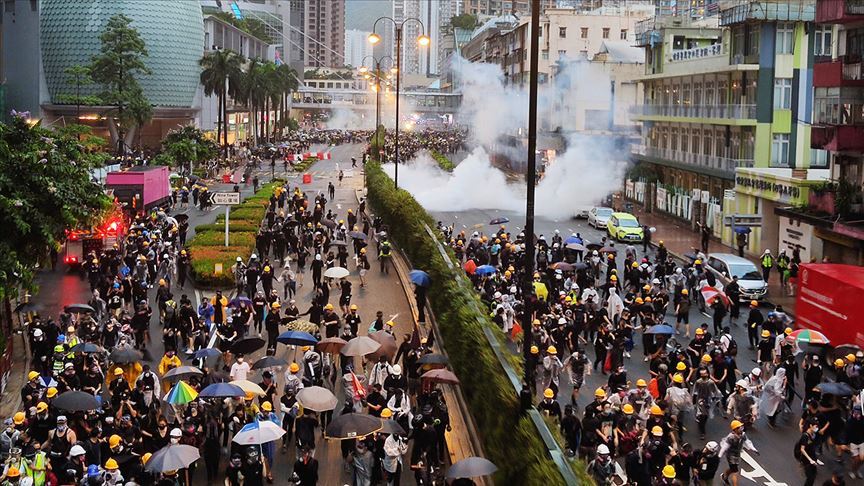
[57,65,101,121]
[89,14,151,154]
[163,125,218,174]
[200,49,244,157]
[273,63,299,138]
[450,13,478,30]
[0,111,111,296]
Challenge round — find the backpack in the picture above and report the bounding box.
[727,335,738,357]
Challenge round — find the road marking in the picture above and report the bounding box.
[739,451,788,486]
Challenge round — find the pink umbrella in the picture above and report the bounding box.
[700,285,730,307]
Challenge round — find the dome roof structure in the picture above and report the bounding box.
[40,0,204,108]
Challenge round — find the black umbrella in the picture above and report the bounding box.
[174,213,189,222]
[53,391,99,411]
[13,301,40,313]
[832,344,862,360]
[572,262,589,271]
[252,356,288,370]
[231,337,265,355]
[330,240,348,247]
[380,419,406,436]
[70,343,104,354]
[585,242,602,251]
[815,382,856,396]
[416,354,449,366]
[145,444,201,473]
[109,347,143,364]
[445,457,498,479]
[64,303,95,314]
[489,217,509,225]
[599,246,617,254]
[321,219,337,229]
[325,413,382,439]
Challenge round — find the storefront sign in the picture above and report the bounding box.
[779,217,813,262]
[735,175,802,205]
[670,43,723,62]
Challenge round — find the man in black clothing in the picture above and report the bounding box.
[726,276,741,324]
[746,301,763,349]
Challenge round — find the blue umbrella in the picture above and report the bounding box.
[228,297,252,308]
[199,382,246,398]
[349,231,367,241]
[645,324,675,335]
[277,331,319,346]
[193,348,221,359]
[474,265,497,277]
[564,236,583,245]
[733,226,752,234]
[409,270,431,287]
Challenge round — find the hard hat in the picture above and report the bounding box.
[142,453,152,465]
[104,458,119,470]
[532,319,541,326]
[547,346,557,355]
[87,464,100,477]
[736,379,748,389]
[610,275,618,281]
[644,297,652,303]
[324,303,334,310]
[835,358,846,367]
[673,373,684,384]
[631,262,639,268]
[385,320,395,327]
[114,368,124,376]
[695,328,704,336]
[730,419,744,430]
[6,466,20,478]
[643,284,651,291]
[681,289,689,295]
[530,345,539,354]
[263,266,271,272]
[70,445,86,456]
[636,379,647,387]
[676,362,686,371]
[785,327,793,335]
[705,441,719,452]
[761,330,770,337]
[651,425,664,436]
[380,408,393,419]
[391,365,402,375]
[847,353,857,362]
[594,388,606,398]
[36,402,48,413]
[751,368,761,376]
[170,428,182,438]
[650,405,663,415]
[750,300,758,307]
[262,401,272,412]
[158,279,166,286]
[46,387,57,398]
[271,302,281,309]
[635,297,644,304]
[108,435,122,448]
[544,388,554,399]
[350,304,358,310]
[360,248,367,254]
[12,412,25,425]
[662,465,676,479]
[694,259,702,265]
[245,392,255,401]
[597,444,610,455]
[237,257,243,262]
[28,371,39,381]
[701,354,711,363]
[622,404,635,415]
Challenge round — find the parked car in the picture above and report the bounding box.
[574,205,592,218]
[705,253,768,301]
[587,207,614,229]
[607,212,644,242]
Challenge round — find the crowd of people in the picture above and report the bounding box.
[378,130,467,162]
[441,224,863,486]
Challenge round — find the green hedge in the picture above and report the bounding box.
[366,162,587,485]
[430,150,455,172]
[192,231,256,248]
[195,222,259,234]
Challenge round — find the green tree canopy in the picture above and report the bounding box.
[450,13,478,30]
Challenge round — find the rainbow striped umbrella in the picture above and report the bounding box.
[787,328,830,345]
[164,380,198,405]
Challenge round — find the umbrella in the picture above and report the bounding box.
[231,337,265,355]
[163,366,203,381]
[330,240,349,247]
[296,386,338,412]
[565,243,587,252]
[564,236,582,245]
[321,219,337,229]
[645,324,675,335]
[230,380,266,396]
[341,336,381,357]
[70,343,104,354]
[599,246,618,254]
[463,260,477,274]
[416,353,449,367]
[421,369,460,385]
[368,331,398,360]
[380,419,407,436]
[349,231,367,240]
[325,413,382,439]
[788,329,830,346]
[233,420,286,445]
[109,347,143,364]
[474,265,496,277]
[199,382,245,398]
[145,444,201,473]
[277,331,318,346]
[700,286,731,307]
[408,270,431,287]
[489,217,509,225]
[252,356,288,370]
[193,348,221,360]
[316,337,348,354]
[833,344,862,360]
[285,319,319,333]
[174,213,189,222]
[324,267,350,279]
[586,242,603,251]
[13,301,40,313]
[53,391,99,411]
[815,382,855,396]
[446,457,498,479]
[571,262,590,271]
[549,262,574,272]
[64,303,95,314]
[228,297,252,308]
[733,226,752,234]
[164,381,199,405]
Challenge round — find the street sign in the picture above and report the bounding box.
[211,192,240,205]
[723,214,763,227]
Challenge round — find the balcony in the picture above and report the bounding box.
[813,59,864,87]
[816,0,864,24]
[811,125,864,151]
[638,145,755,174]
[720,0,815,26]
[631,104,757,120]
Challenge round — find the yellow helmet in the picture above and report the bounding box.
[28,371,39,381]
[636,379,647,387]
[650,405,663,415]
[594,388,606,398]
[114,368,124,376]
[694,259,702,265]
[324,303,334,311]
[6,466,20,478]
[761,330,770,338]
[543,388,554,399]
[289,363,300,373]
[651,425,664,436]
[271,302,281,309]
[785,327,793,335]
[631,262,639,268]
[701,354,711,363]
[622,404,635,415]
[530,345,539,354]
[36,402,48,413]
[262,401,272,412]
[46,387,58,398]
[662,465,676,479]
[380,408,393,419]
[12,412,25,425]
[750,300,759,307]
[610,275,618,281]
[681,289,689,295]
[835,358,846,367]
[108,434,122,448]
[673,373,684,384]
[676,362,686,371]
[547,346,557,355]
[142,453,152,465]
[848,353,858,362]
[635,297,644,305]
[695,328,704,336]
[245,392,255,401]
[350,304,358,310]
[104,458,119,470]
[644,296,652,303]
[730,419,744,430]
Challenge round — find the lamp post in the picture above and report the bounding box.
[369,17,430,189]
[358,55,394,140]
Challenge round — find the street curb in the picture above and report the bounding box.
[0,333,28,419]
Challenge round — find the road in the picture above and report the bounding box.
[424,208,827,485]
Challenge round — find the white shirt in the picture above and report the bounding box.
[230,361,251,381]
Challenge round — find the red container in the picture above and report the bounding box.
[796,264,864,348]
[303,173,312,184]
[222,173,232,183]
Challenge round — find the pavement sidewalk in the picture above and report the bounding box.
[631,207,797,315]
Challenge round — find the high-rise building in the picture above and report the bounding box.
[304,0,346,67]
[392,0,456,76]
[344,29,374,69]
[463,0,556,16]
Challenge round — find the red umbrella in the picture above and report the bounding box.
[368,331,398,360]
[700,285,730,307]
[421,369,460,385]
[463,260,477,275]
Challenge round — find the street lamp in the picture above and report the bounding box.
[369,16,430,189]
[359,54,394,165]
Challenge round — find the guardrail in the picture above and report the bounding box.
[631,103,756,120]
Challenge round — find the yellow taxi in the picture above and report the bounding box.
[606,212,644,242]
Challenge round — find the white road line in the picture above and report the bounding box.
[739,451,789,486]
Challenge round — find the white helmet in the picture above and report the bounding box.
[493,292,502,299]
[170,428,182,438]
[675,267,683,274]
[236,257,242,262]
[70,445,86,457]
[735,379,749,389]
[597,444,610,455]
[391,364,402,375]
[250,254,258,260]
[33,329,43,338]
[705,441,719,452]
[751,368,761,377]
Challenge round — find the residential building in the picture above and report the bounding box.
[628,1,828,256]
[345,29,374,69]
[392,0,455,76]
[773,0,864,264]
[463,0,556,16]
[303,0,346,68]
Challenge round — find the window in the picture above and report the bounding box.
[771,134,790,166]
[559,27,566,38]
[581,27,588,39]
[541,50,549,60]
[773,78,792,109]
[776,22,794,54]
[620,29,628,40]
[602,27,610,39]
[814,25,832,57]
[558,50,567,58]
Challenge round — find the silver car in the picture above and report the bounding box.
[705,253,768,300]
[587,207,614,229]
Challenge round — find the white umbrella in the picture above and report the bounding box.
[324,266,350,279]
[230,380,266,396]
[297,386,338,412]
[232,420,285,445]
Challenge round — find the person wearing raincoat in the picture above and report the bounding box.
[759,368,787,427]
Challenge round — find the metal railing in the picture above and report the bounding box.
[642,146,754,172]
[631,104,756,120]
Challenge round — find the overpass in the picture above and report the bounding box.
[291,87,461,115]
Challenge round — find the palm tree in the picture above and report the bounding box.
[274,63,299,138]
[200,49,243,156]
[238,59,266,145]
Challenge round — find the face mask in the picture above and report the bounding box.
[57,424,67,432]
[237,358,244,363]
[170,438,180,444]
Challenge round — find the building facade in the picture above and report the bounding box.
[345,29,374,69]
[303,0,345,68]
[463,0,557,16]
[392,0,455,76]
